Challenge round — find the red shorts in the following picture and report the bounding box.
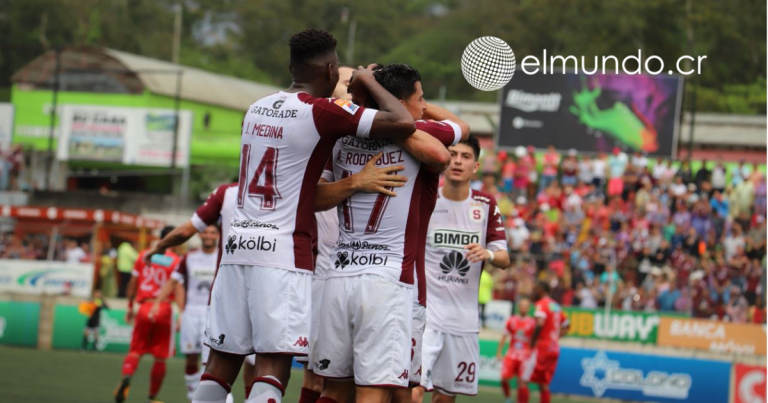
[523,350,559,385]
[501,354,527,380]
[128,301,175,359]
[607,178,624,196]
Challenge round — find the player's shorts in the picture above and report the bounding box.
[129,301,175,359]
[607,177,624,196]
[420,327,479,396]
[312,274,413,388]
[206,264,311,356]
[244,354,256,366]
[298,277,325,367]
[410,303,426,386]
[180,306,208,359]
[520,349,560,385]
[501,353,529,380]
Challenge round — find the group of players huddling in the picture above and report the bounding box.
[114,29,569,403]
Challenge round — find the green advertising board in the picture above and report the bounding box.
[0,300,40,347]
[563,307,688,344]
[52,304,181,355]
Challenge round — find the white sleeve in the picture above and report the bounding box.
[487,239,508,252]
[355,109,378,139]
[171,271,185,284]
[441,119,463,146]
[190,213,208,233]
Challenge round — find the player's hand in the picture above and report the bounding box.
[143,245,166,265]
[347,65,377,93]
[175,314,182,330]
[465,243,491,263]
[353,152,407,197]
[147,302,160,322]
[125,309,135,325]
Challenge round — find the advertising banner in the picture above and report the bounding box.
[563,307,687,344]
[57,105,192,167]
[551,347,731,403]
[0,300,39,347]
[484,299,513,332]
[734,364,766,403]
[498,72,683,157]
[0,259,93,298]
[657,317,767,355]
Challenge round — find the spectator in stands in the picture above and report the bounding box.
[607,148,627,197]
[578,155,593,186]
[696,159,711,190]
[99,241,118,298]
[561,149,578,186]
[539,145,560,193]
[592,152,608,190]
[116,241,138,298]
[710,159,727,194]
[8,145,25,191]
[501,154,515,193]
[64,239,87,264]
[731,159,752,188]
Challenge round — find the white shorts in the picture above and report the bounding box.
[312,274,413,387]
[206,264,312,356]
[180,307,208,361]
[410,304,426,386]
[297,277,325,366]
[420,327,479,396]
[244,354,256,366]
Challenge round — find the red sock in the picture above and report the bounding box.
[501,380,511,398]
[149,360,167,398]
[299,387,321,403]
[122,354,139,377]
[185,363,199,375]
[518,384,530,403]
[539,387,550,403]
[244,384,253,399]
[316,398,338,403]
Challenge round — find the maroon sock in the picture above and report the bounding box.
[149,361,167,398]
[316,398,339,403]
[299,387,321,403]
[185,363,199,375]
[244,384,253,399]
[501,380,511,398]
[122,354,139,377]
[539,388,550,403]
[518,384,530,403]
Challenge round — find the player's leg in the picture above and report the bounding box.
[313,277,355,403]
[246,268,313,403]
[299,366,323,403]
[300,277,326,403]
[429,333,479,403]
[500,356,514,403]
[393,303,426,403]
[431,389,456,403]
[515,359,530,403]
[184,353,202,400]
[81,327,90,350]
[91,327,100,351]
[411,386,425,403]
[194,264,251,403]
[243,355,257,399]
[115,302,152,402]
[147,302,175,402]
[350,275,413,403]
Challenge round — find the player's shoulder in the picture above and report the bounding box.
[470,189,496,206]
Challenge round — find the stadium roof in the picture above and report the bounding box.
[12,47,281,111]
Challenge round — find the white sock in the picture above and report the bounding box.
[185,370,203,401]
[192,380,229,403]
[225,393,234,403]
[246,376,282,403]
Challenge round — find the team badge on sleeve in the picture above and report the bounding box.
[333,99,360,115]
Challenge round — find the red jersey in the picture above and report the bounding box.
[533,296,567,354]
[132,250,181,303]
[505,315,536,360]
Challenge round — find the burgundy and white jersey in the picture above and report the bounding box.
[425,188,507,335]
[192,182,238,267]
[171,249,218,309]
[322,120,461,286]
[314,208,340,280]
[221,91,376,271]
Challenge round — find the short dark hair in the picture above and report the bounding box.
[372,63,421,101]
[160,226,175,239]
[289,29,337,66]
[538,280,551,294]
[458,135,481,161]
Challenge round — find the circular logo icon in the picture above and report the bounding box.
[461,36,516,91]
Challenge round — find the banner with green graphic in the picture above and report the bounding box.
[52,304,181,355]
[0,300,40,347]
[563,307,689,344]
[0,259,93,298]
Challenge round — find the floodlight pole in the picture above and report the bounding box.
[45,47,61,191]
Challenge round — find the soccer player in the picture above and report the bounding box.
[114,226,180,403]
[497,298,535,403]
[195,29,415,403]
[312,63,464,403]
[149,224,220,401]
[419,135,510,402]
[523,282,570,403]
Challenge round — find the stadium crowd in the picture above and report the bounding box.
[481,145,767,324]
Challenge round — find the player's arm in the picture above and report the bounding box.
[148,277,180,320]
[497,332,509,360]
[125,262,140,324]
[143,222,198,264]
[173,281,185,312]
[464,242,510,268]
[315,152,407,211]
[349,66,415,139]
[466,198,511,267]
[530,316,545,348]
[559,312,570,337]
[422,102,470,141]
[396,129,451,172]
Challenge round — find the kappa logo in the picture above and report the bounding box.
[335,252,350,269]
[315,359,331,371]
[293,336,309,347]
[398,369,409,380]
[209,334,226,347]
[440,251,471,276]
